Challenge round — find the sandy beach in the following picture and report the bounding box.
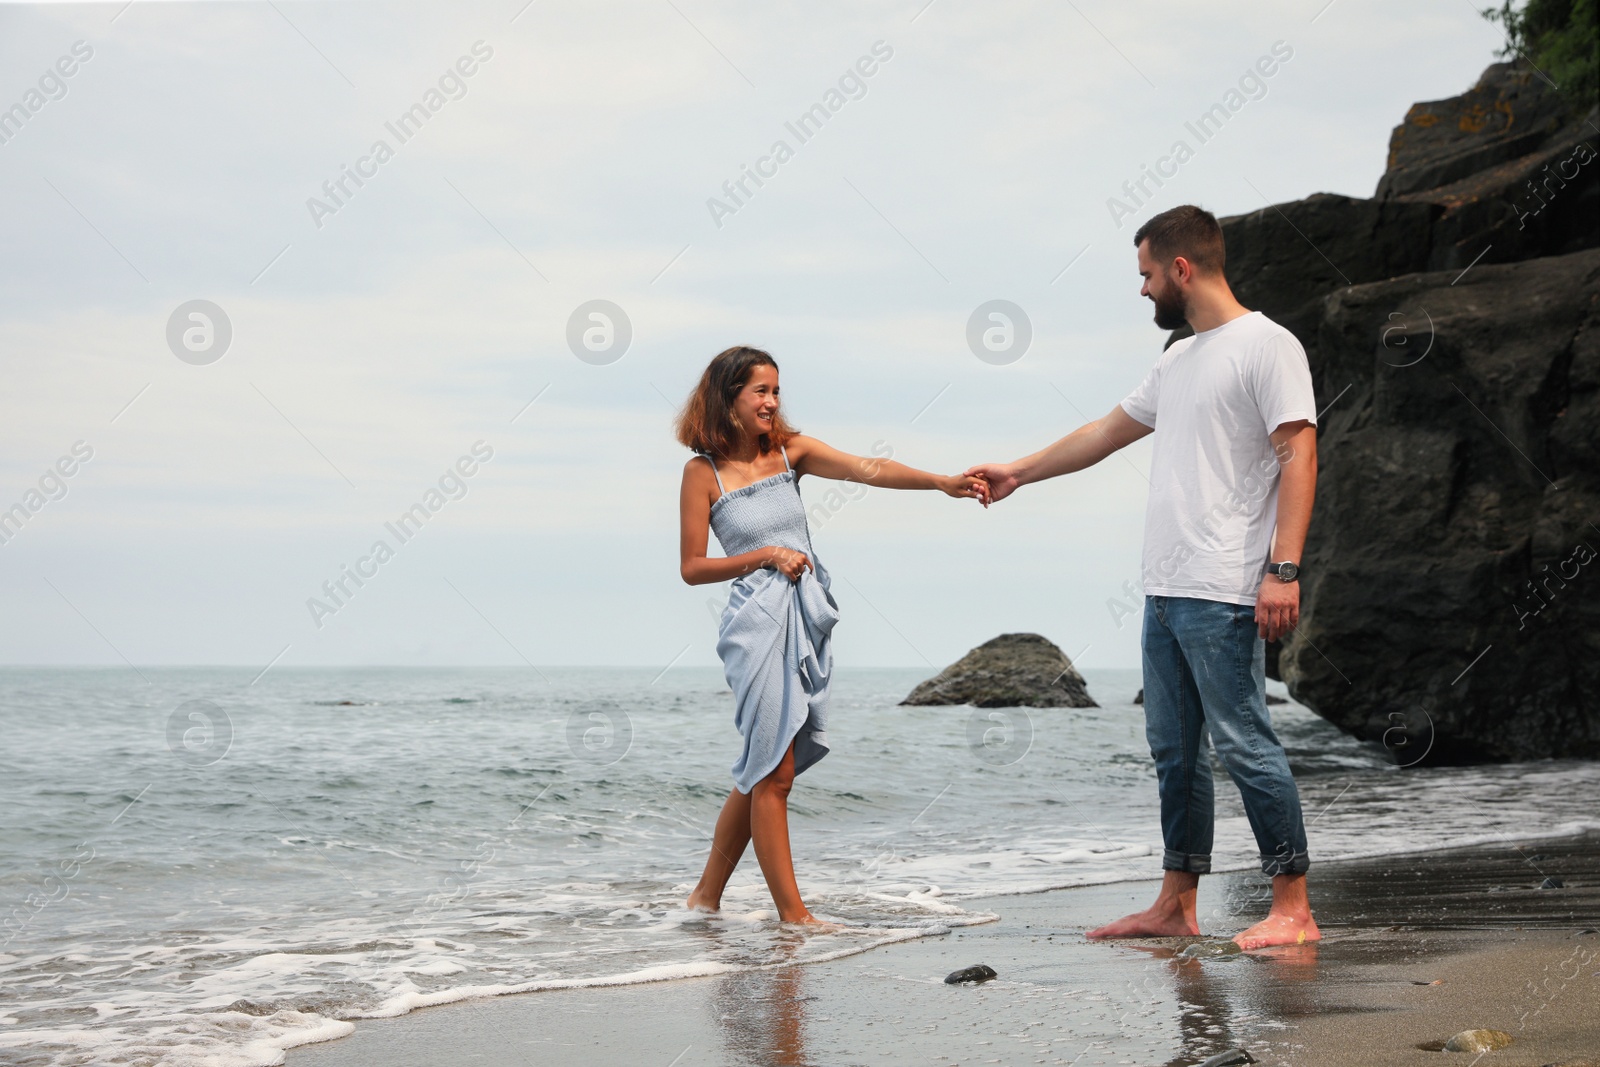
[294,833,1599,1067]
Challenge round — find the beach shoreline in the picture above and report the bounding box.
[294,832,1600,1067]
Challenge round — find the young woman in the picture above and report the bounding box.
[676,345,987,924]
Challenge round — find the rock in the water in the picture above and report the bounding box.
[943,963,998,985]
[1443,1029,1513,1053]
[902,634,1096,708]
[1180,940,1243,959]
[1193,59,1600,763]
[1198,1051,1256,1067]
[1133,688,1142,705]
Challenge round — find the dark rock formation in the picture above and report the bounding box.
[1377,62,1574,200]
[1199,61,1600,762]
[901,634,1096,708]
[1281,250,1599,762]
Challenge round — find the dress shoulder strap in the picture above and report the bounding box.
[779,445,792,473]
[698,452,726,495]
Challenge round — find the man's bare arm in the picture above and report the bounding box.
[1266,420,1316,565]
[1255,419,1317,641]
[965,405,1153,504]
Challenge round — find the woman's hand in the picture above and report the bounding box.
[941,473,990,501]
[763,546,812,582]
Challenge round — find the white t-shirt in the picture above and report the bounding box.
[1119,311,1316,607]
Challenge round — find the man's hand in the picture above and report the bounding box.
[1255,575,1299,642]
[963,463,1019,507]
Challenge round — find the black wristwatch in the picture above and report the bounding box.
[1267,561,1300,583]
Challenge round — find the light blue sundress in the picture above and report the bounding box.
[701,446,840,794]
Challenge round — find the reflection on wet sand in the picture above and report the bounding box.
[712,938,811,1067]
[1128,941,1322,1066]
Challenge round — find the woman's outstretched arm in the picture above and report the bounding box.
[679,457,811,585]
[786,435,986,498]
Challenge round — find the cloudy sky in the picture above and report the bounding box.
[0,0,1506,672]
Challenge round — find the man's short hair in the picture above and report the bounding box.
[1133,205,1226,275]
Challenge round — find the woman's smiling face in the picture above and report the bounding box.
[733,364,780,441]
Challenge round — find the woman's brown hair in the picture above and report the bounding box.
[675,345,799,457]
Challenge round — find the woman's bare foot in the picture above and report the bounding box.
[685,888,719,912]
[1233,911,1320,950]
[1086,906,1201,939]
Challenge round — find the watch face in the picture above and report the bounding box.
[1277,562,1299,582]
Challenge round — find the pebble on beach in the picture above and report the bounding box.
[1442,1029,1513,1053]
[1180,940,1243,959]
[1539,876,1564,889]
[1196,1050,1256,1067]
[943,964,998,985]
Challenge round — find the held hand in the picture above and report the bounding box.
[963,463,1019,507]
[764,547,811,582]
[942,473,989,500]
[1255,576,1300,642]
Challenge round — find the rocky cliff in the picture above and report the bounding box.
[1202,62,1599,762]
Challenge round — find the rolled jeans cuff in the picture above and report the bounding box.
[1162,849,1211,874]
[1261,850,1310,876]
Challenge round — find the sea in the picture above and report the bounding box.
[3,666,1598,1067]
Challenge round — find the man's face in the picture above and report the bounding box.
[1137,241,1187,331]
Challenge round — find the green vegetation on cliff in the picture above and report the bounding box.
[1485,0,1599,111]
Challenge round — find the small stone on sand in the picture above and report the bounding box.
[1180,940,1243,959]
[943,964,998,985]
[1197,1050,1256,1067]
[1539,876,1564,889]
[1442,1029,1513,1053]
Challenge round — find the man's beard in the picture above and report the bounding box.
[1151,285,1187,330]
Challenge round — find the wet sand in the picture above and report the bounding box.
[294,833,1599,1066]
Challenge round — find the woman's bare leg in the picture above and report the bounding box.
[749,742,818,923]
[687,787,752,911]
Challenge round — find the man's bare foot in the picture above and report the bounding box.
[1086,908,1201,939]
[1087,871,1202,939]
[1233,911,1320,950]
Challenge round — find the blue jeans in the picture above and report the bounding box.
[1142,595,1310,877]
